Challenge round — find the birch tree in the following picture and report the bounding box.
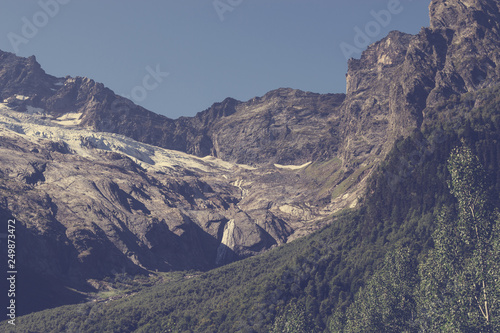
[418,141,500,332]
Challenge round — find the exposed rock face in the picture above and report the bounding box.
[426,0,500,104]
[429,0,500,31]
[0,52,55,100]
[0,104,346,314]
[338,0,500,168]
[341,31,416,164]
[201,89,344,165]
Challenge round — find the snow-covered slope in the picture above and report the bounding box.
[0,103,249,174]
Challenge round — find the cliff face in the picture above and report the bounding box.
[426,0,500,109]
[342,31,416,164]
[339,0,500,168]
[429,0,500,31]
[198,89,345,165]
[0,52,55,99]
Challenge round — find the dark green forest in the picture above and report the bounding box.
[2,86,500,332]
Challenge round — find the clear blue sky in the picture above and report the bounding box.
[0,0,430,119]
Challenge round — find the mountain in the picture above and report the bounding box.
[0,101,352,315]
[1,0,500,327]
[0,51,345,166]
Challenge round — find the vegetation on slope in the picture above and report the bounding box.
[0,131,458,332]
[335,142,500,332]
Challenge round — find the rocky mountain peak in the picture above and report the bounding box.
[261,88,308,99]
[0,50,55,101]
[346,30,412,95]
[193,97,240,124]
[429,0,500,31]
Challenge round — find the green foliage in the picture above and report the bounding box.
[335,140,500,333]
[418,142,500,332]
[337,247,418,333]
[448,140,492,246]
[418,206,467,332]
[271,299,317,333]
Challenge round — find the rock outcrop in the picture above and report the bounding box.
[338,0,500,168]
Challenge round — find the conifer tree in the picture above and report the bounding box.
[271,299,317,333]
[336,247,418,333]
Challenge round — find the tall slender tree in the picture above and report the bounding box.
[418,141,500,332]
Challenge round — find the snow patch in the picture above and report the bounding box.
[274,162,311,170]
[15,95,29,101]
